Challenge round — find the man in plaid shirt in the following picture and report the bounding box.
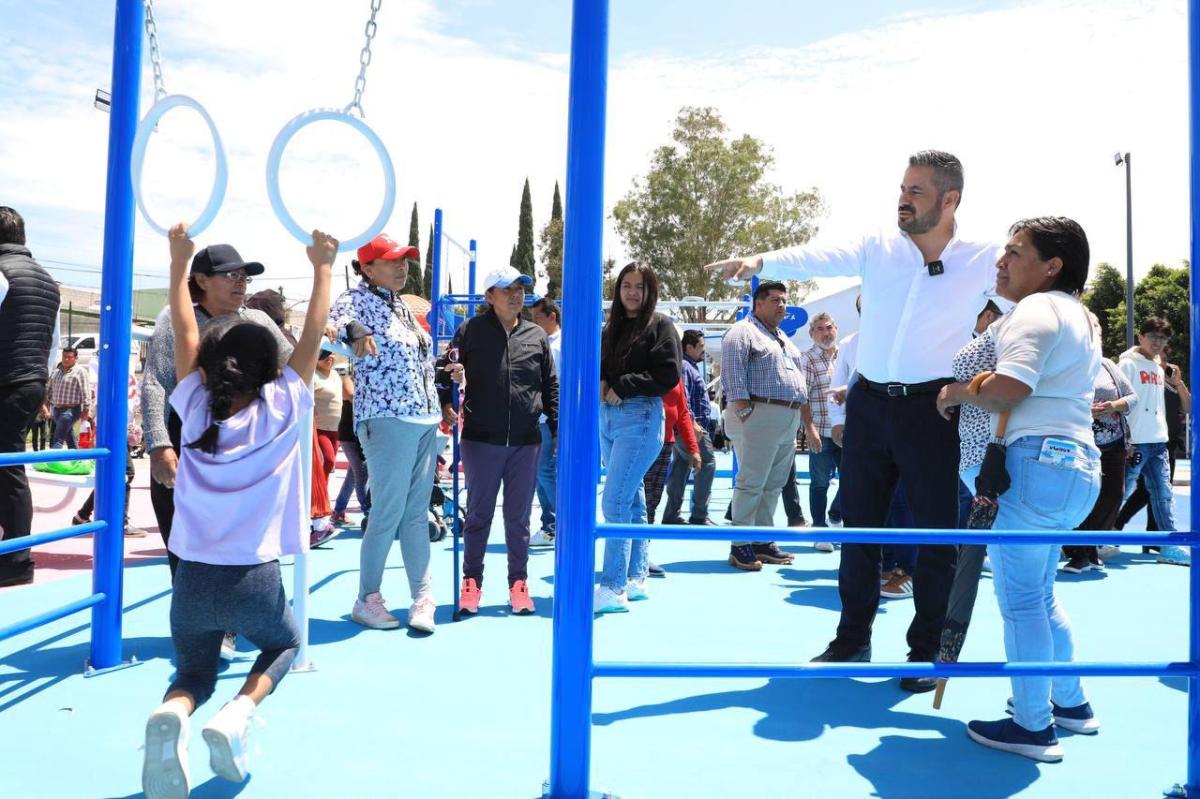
[800,312,842,531]
[46,346,90,448]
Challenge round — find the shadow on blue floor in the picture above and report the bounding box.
[104,774,253,799]
[595,677,1040,798]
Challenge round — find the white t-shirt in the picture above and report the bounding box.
[992,291,1098,445]
[1118,347,1168,444]
[168,366,313,565]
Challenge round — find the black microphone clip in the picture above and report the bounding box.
[926,260,944,277]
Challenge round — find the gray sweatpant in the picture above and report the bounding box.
[167,559,299,707]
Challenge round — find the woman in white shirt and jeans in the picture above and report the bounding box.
[938,217,1101,764]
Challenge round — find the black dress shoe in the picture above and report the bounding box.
[899,676,939,693]
[0,567,35,588]
[688,517,719,526]
[660,516,686,525]
[811,642,872,662]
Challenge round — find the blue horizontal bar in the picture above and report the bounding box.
[593,660,1200,679]
[0,521,107,557]
[596,523,1200,547]
[438,294,538,306]
[0,448,111,467]
[0,592,106,642]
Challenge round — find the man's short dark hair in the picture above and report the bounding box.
[1008,216,1090,296]
[752,280,787,304]
[62,347,78,356]
[908,150,964,207]
[0,207,26,246]
[980,299,1003,318]
[1140,316,1172,337]
[682,329,704,349]
[532,297,561,324]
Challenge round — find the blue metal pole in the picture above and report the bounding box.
[431,209,444,341]
[1187,0,1200,790]
[548,1,607,796]
[451,383,462,621]
[469,238,477,296]
[91,0,142,670]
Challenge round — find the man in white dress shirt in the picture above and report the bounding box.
[709,151,998,691]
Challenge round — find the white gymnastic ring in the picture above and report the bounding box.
[130,94,228,238]
[265,108,396,253]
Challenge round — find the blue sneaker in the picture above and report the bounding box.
[1157,545,1191,566]
[967,718,1063,762]
[1006,697,1100,734]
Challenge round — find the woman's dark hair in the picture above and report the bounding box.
[1009,216,1090,296]
[244,289,287,327]
[1139,316,1172,337]
[601,261,660,369]
[351,259,364,276]
[0,207,26,245]
[185,319,281,455]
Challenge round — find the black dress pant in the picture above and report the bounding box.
[0,380,46,576]
[834,380,961,660]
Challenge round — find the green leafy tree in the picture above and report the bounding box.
[612,106,824,303]
[539,182,564,297]
[403,202,424,296]
[1082,262,1128,358]
[423,224,434,299]
[511,178,537,280]
[1126,264,1190,380]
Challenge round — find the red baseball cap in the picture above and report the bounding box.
[357,234,419,265]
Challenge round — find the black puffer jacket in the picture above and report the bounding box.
[436,309,558,446]
[0,244,60,389]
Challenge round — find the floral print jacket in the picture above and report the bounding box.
[329,281,439,429]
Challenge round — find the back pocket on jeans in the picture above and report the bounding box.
[1017,456,1088,521]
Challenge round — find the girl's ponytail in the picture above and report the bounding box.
[184,320,280,455]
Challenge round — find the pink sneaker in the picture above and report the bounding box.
[509,580,535,615]
[459,578,482,614]
[351,592,400,629]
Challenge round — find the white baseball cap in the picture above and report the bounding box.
[482,265,533,292]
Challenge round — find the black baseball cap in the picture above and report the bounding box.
[191,244,265,276]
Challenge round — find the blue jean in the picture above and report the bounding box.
[51,406,80,448]
[333,438,371,516]
[536,421,557,532]
[989,435,1100,731]
[599,397,665,592]
[1122,442,1177,531]
[356,418,439,602]
[809,435,842,527]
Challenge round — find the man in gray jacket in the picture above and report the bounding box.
[141,243,292,582]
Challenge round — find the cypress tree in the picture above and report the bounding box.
[512,178,536,279]
[539,181,564,297]
[403,202,424,296]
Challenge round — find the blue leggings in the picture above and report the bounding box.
[167,559,299,707]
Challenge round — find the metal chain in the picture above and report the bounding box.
[144,0,167,100]
[347,0,383,117]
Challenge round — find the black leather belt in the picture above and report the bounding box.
[749,395,805,410]
[858,377,952,398]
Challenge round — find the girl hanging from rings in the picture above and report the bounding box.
[141,222,336,799]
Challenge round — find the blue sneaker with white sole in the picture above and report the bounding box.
[1157,545,1191,566]
[967,718,1064,762]
[1005,697,1100,734]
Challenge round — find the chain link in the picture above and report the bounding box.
[346,0,383,117]
[143,0,167,100]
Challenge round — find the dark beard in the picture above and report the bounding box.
[898,200,944,235]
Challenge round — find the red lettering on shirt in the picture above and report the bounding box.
[1140,370,1162,385]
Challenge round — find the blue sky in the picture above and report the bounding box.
[0,0,1188,299]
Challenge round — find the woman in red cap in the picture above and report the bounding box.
[329,234,447,634]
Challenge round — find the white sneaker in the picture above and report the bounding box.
[142,704,190,799]
[593,585,629,614]
[1096,545,1121,560]
[352,592,401,629]
[625,579,649,601]
[530,529,556,547]
[814,542,835,553]
[408,595,437,633]
[201,697,255,783]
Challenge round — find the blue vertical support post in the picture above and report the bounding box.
[91,0,142,670]
[548,1,608,796]
[431,209,444,341]
[1187,0,1200,791]
[469,238,477,296]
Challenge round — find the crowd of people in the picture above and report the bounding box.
[0,147,1193,795]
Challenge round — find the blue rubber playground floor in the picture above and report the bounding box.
[0,453,1192,798]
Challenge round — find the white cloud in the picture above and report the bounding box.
[0,0,1188,304]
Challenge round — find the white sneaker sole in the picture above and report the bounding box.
[143,711,189,799]
[408,615,436,633]
[966,727,1064,762]
[814,544,835,553]
[1005,700,1100,734]
[201,725,247,783]
[351,611,400,630]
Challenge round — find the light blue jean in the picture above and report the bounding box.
[536,421,557,533]
[599,397,665,592]
[356,418,439,602]
[1122,441,1177,531]
[989,435,1101,731]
